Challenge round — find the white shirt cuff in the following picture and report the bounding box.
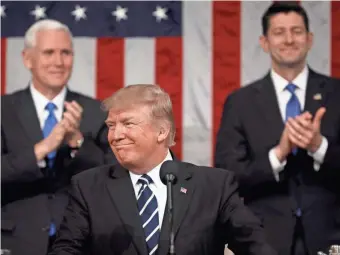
[308,136,328,172]
[269,148,287,182]
[37,160,46,168]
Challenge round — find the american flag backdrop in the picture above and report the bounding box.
[1,1,340,167]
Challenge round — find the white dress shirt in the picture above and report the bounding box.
[268,66,328,181]
[30,84,67,128]
[30,84,67,167]
[129,150,172,229]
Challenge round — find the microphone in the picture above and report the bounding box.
[160,160,179,255]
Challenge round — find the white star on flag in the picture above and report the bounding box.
[1,5,6,18]
[30,5,46,20]
[152,6,168,22]
[71,5,87,21]
[112,5,128,22]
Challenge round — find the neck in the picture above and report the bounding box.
[129,149,169,175]
[32,81,64,101]
[272,62,306,82]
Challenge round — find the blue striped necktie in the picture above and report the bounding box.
[285,83,301,155]
[137,175,160,255]
[42,102,58,168]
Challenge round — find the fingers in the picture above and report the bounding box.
[287,117,313,138]
[313,107,326,127]
[300,111,313,121]
[63,101,83,131]
[65,101,83,117]
[286,116,315,149]
[294,114,313,131]
[63,112,78,129]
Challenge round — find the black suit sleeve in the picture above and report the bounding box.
[214,94,277,191]
[49,178,90,255]
[322,136,340,174]
[219,171,277,255]
[1,128,44,183]
[320,80,340,176]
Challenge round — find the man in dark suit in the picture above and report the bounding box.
[1,19,115,255]
[49,84,277,255]
[214,2,340,255]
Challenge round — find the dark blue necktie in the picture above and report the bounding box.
[137,175,160,255]
[285,84,301,155]
[42,102,58,168]
[285,84,303,217]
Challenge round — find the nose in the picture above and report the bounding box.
[285,32,294,44]
[54,53,64,66]
[111,123,126,141]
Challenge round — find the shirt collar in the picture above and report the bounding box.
[129,150,173,188]
[270,65,309,93]
[30,83,67,111]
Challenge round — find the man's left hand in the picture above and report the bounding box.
[63,100,84,148]
[286,107,326,153]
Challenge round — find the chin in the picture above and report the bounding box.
[276,57,304,68]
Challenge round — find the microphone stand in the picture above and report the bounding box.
[166,177,176,255]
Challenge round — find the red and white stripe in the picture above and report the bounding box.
[1,1,339,167]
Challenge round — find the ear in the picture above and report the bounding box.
[22,49,33,70]
[157,122,171,144]
[259,35,269,53]
[307,32,314,50]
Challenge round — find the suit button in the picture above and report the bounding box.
[295,208,302,217]
[41,225,50,232]
[48,194,55,199]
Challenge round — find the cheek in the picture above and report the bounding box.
[64,57,74,69]
[270,40,283,50]
[107,130,114,142]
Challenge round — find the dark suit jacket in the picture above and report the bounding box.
[214,69,340,255]
[1,87,116,255]
[49,161,277,255]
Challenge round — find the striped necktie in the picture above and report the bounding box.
[137,175,160,255]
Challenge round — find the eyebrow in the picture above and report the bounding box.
[105,116,136,124]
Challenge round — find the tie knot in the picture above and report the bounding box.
[285,83,298,94]
[138,174,153,186]
[45,102,57,113]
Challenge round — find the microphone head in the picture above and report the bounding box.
[160,160,179,185]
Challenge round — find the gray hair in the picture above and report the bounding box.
[24,19,73,49]
[102,84,176,147]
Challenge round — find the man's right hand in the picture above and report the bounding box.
[274,124,294,163]
[34,120,68,162]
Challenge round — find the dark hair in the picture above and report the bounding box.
[262,1,310,35]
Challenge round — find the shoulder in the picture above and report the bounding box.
[179,161,236,185]
[68,90,107,120]
[223,75,267,104]
[69,90,103,108]
[71,163,117,188]
[1,89,26,105]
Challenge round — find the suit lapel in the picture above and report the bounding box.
[255,73,284,144]
[17,88,43,144]
[106,165,149,255]
[158,163,195,255]
[303,70,327,116]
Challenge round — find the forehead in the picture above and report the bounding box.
[35,29,72,49]
[269,12,305,29]
[107,105,151,121]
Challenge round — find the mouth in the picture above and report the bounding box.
[281,48,299,53]
[114,144,133,149]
